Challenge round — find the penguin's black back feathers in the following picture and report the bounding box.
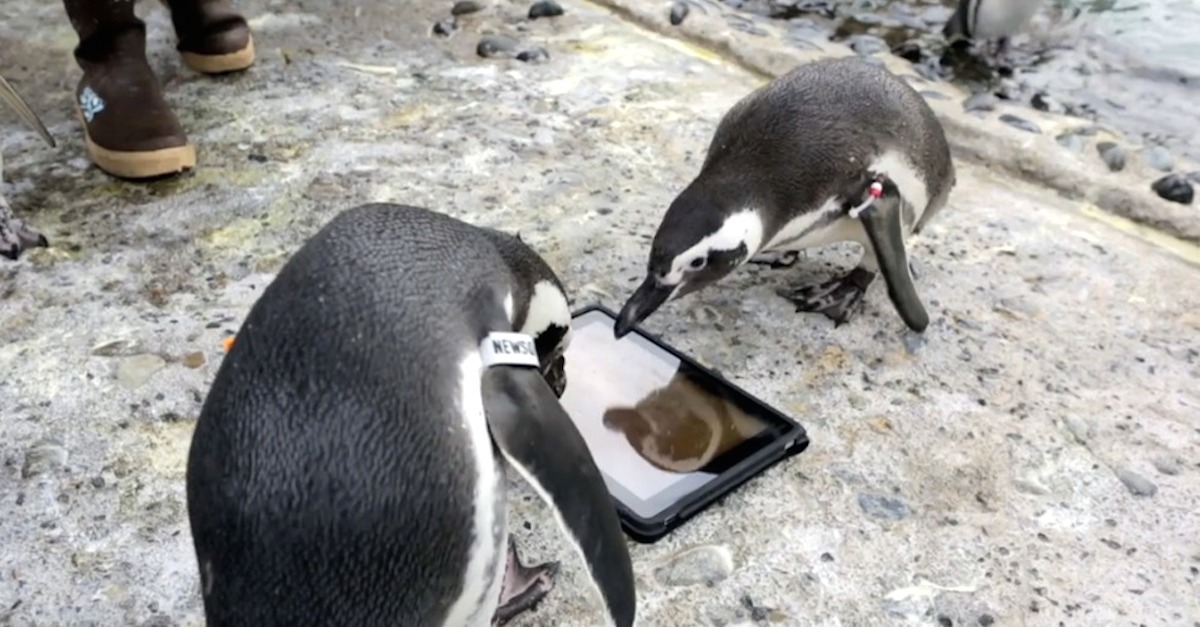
[186,203,559,625]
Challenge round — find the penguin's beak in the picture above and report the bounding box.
[614,277,674,339]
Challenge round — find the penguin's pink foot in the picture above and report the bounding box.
[491,537,559,627]
[780,266,876,326]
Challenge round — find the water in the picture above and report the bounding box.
[726,0,1200,164]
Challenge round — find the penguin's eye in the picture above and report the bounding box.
[688,257,707,271]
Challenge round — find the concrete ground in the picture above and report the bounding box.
[1,1,1198,626]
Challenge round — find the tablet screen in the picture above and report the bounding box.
[559,309,779,520]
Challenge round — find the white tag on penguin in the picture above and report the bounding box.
[480,332,541,368]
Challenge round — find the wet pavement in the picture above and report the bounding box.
[2,1,1199,626]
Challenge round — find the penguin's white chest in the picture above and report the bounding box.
[972,0,1041,39]
[440,353,508,627]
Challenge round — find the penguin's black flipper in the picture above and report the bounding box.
[0,73,55,147]
[482,365,637,627]
[857,193,930,332]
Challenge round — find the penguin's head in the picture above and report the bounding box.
[615,190,764,338]
[512,279,573,399]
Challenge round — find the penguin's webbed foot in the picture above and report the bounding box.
[492,536,559,627]
[749,249,801,269]
[0,209,49,261]
[780,267,876,326]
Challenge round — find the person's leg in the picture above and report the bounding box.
[63,0,195,180]
[163,0,255,74]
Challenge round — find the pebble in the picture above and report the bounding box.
[528,0,564,19]
[1141,145,1174,172]
[1151,173,1194,205]
[963,92,997,113]
[857,492,911,520]
[846,34,887,56]
[432,19,456,36]
[1000,114,1041,134]
[516,47,550,64]
[1152,457,1180,476]
[1096,142,1126,172]
[1055,132,1084,153]
[476,35,517,58]
[22,437,68,479]
[181,351,207,369]
[654,544,734,586]
[451,0,483,15]
[670,1,689,25]
[1064,416,1092,443]
[117,353,167,389]
[1030,92,1065,114]
[1117,469,1158,497]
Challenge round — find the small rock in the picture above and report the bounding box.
[91,476,106,489]
[516,47,550,63]
[1152,457,1180,476]
[903,331,926,355]
[1117,469,1158,497]
[1055,132,1084,153]
[857,492,911,520]
[22,437,68,479]
[1014,476,1051,496]
[432,19,456,36]
[1000,114,1041,134]
[528,0,563,19]
[1064,416,1091,443]
[476,35,517,58]
[893,41,923,63]
[451,0,482,15]
[846,34,887,56]
[1141,145,1174,172]
[978,615,996,626]
[669,1,689,25]
[181,351,207,369]
[117,353,167,389]
[1030,92,1065,114]
[1151,173,1194,205]
[91,339,137,357]
[963,92,997,113]
[1097,142,1126,172]
[654,544,734,587]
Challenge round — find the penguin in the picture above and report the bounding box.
[942,0,1043,58]
[185,203,637,627]
[0,72,54,260]
[613,56,955,339]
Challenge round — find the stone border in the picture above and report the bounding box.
[586,0,1200,244]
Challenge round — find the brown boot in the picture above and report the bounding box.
[64,0,195,180]
[164,0,256,75]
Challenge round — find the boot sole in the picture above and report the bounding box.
[76,108,196,180]
[181,36,256,75]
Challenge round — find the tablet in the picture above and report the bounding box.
[558,304,810,543]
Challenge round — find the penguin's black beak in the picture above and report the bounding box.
[614,277,674,339]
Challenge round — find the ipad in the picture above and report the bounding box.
[558,304,810,543]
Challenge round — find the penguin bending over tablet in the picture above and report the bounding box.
[186,203,636,627]
[614,56,955,338]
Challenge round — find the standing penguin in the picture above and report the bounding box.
[0,73,54,260]
[942,0,1043,58]
[614,56,955,339]
[186,203,636,627]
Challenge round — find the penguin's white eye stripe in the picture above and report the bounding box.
[480,332,541,369]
